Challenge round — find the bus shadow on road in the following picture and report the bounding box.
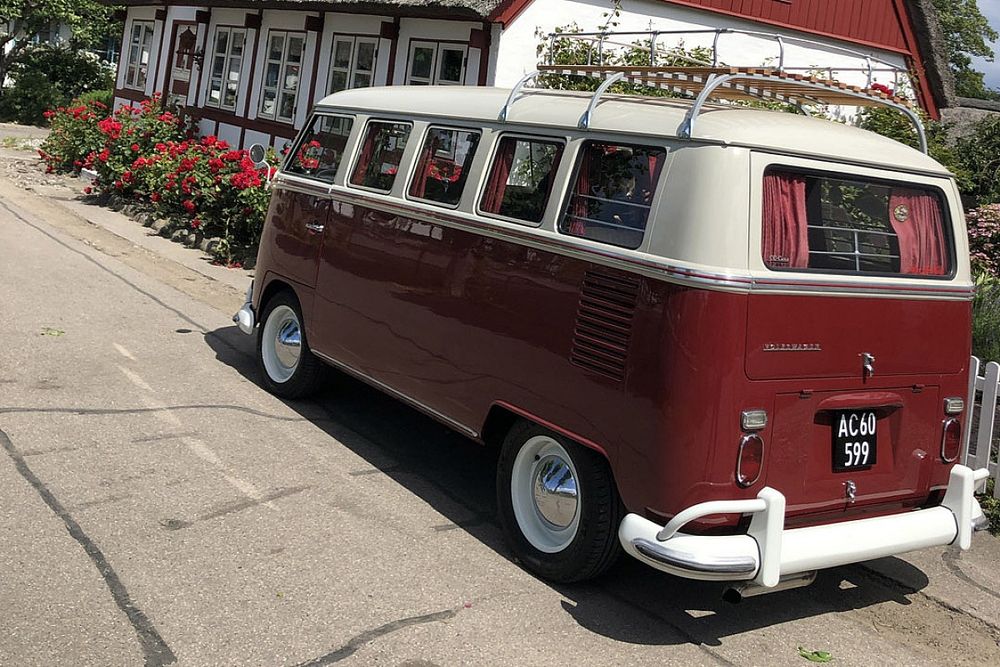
[205,324,930,648]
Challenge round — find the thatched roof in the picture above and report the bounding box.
[904,0,956,109]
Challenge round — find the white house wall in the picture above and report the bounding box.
[494,0,908,93]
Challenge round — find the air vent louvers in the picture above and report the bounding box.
[570,270,639,381]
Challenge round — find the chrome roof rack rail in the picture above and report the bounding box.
[498,70,540,122]
[534,64,928,154]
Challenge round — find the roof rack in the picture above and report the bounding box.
[496,28,928,154]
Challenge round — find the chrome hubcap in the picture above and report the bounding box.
[510,435,582,553]
[532,455,578,529]
[261,304,301,384]
[274,319,301,369]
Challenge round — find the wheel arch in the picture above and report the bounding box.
[482,401,612,463]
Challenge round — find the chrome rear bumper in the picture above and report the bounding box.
[233,282,255,335]
[619,464,989,588]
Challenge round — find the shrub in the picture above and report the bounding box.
[0,45,114,126]
[75,89,113,109]
[38,95,273,263]
[36,98,108,173]
[954,115,1000,207]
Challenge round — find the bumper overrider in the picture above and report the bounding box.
[234,282,255,335]
[619,464,990,589]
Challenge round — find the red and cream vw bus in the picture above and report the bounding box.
[235,82,988,598]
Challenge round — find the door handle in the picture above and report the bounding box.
[305,222,325,234]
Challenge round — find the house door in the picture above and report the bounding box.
[166,23,197,107]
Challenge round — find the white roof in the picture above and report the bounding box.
[318,86,950,176]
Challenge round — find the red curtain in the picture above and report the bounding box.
[889,189,947,275]
[568,145,593,236]
[409,133,440,199]
[350,127,379,186]
[481,138,517,213]
[762,172,810,269]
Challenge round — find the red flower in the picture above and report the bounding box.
[131,143,140,152]
[191,218,202,229]
[83,186,92,194]
[121,170,134,184]
[150,192,161,203]
[98,149,110,163]
[182,199,196,213]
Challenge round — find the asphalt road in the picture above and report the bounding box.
[2,177,1000,666]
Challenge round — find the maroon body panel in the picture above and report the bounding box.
[256,192,971,532]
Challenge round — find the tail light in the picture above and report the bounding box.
[736,434,764,487]
[941,418,962,463]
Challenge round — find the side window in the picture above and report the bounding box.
[480,136,563,224]
[285,114,354,182]
[560,141,665,249]
[259,30,305,122]
[206,27,246,110]
[350,121,411,192]
[409,127,480,207]
[328,35,378,94]
[762,170,950,276]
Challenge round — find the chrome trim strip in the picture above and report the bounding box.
[311,349,480,439]
[271,171,973,300]
[272,173,335,198]
[631,538,758,575]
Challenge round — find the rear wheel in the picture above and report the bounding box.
[256,289,324,398]
[497,420,623,583]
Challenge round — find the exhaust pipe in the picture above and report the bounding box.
[722,571,817,603]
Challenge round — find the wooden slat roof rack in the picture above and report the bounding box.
[498,65,928,154]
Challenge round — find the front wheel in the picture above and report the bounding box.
[256,289,324,398]
[497,420,623,583]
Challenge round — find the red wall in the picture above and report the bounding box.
[662,0,910,53]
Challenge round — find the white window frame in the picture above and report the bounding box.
[327,34,379,95]
[206,26,246,111]
[258,30,307,123]
[124,20,155,90]
[406,41,467,86]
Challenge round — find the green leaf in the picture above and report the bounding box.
[798,647,833,663]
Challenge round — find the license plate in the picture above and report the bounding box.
[832,410,878,471]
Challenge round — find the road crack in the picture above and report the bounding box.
[0,427,176,666]
[294,608,460,666]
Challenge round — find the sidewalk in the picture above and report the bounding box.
[3,147,1000,636]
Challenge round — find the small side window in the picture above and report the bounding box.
[559,141,665,249]
[350,121,411,192]
[409,127,480,207]
[480,136,563,224]
[285,114,354,182]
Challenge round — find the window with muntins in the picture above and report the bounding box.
[350,122,411,192]
[328,35,378,94]
[259,30,306,122]
[407,41,466,85]
[762,170,949,276]
[480,137,563,224]
[207,27,246,110]
[560,141,665,249]
[285,115,355,183]
[125,21,154,90]
[409,127,480,207]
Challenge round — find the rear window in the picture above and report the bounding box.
[350,121,411,192]
[762,170,950,276]
[560,141,665,249]
[480,136,563,224]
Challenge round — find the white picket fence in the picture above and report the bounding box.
[964,356,1000,496]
